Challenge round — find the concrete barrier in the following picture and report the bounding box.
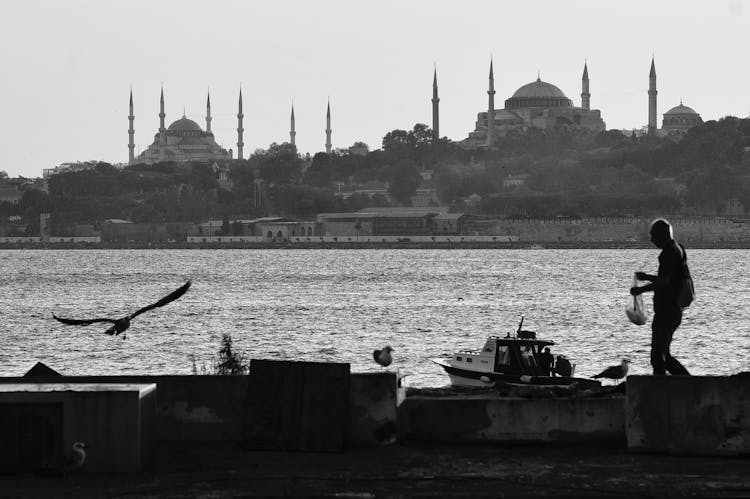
[401,396,625,443]
[0,383,156,473]
[347,371,405,445]
[626,375,750,455]
[0,372,403,446]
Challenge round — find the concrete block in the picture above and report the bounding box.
[402,396,625,443]
[0,383,156,473]
[347,371,405,445]
[626,375,750,455]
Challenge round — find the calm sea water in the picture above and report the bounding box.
[0,249,748,386]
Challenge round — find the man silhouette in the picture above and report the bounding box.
[539,347,554,376]
[630,219,691,375]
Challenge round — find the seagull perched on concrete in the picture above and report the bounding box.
[53,280,191,338]
[64,441,89,473]
[373,345,394,368]
[40,441,89,475]
[593,359,630,381]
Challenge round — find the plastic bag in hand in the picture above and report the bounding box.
[626,273,647,326]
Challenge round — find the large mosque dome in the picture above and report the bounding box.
[168,116,203,132]
[505,78,573,109]
[664,103,698,116]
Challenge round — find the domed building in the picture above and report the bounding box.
[462,61,605,149]
[128,87,240,165]
[662,101,702,133]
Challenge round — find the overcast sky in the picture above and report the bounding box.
[1,0,748,177]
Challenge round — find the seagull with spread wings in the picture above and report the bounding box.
[53,280,191,338]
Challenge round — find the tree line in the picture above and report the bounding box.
[1,117,749,235]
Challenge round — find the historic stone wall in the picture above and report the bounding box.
[484,217,750,243]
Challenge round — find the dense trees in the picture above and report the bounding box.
[3,116,750,236]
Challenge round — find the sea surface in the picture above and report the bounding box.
[0,249,748,386]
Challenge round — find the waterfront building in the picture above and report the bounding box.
[129,87,235,165]
[432,66,440,141]
[646,58,702,136]
[662,101,703,133]
[462,60,605,149]
[325,100,332,154]
[648,57,658,136]
[290,104,296,147]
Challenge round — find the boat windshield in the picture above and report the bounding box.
[496,345,510,365]
[482,339,495,352]
[520,345,542,374]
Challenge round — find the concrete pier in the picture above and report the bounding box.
[402,395,624,443]
[626,374,750,455]
[0,383,156,473]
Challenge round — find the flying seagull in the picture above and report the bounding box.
[53,280,191,337]
[373,345,394,368]
[592,359,630,381]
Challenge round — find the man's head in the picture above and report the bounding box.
[649,218,673,248]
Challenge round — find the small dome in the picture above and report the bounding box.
[511,78,569,99]
[168,117,203,132]
[664,103,698,115]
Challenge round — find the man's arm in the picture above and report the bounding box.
[631,251,678,296]
[631,277,668,295]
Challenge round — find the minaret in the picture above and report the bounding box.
[325,99,332,154]
[486,58,496,149]
[158,85,166,145]
[290,103,296,147]
[432,66,440,141]
[648,56,657,136]
[581,61,590,110]
[128,89,135,164]
[237,88,244,160]
[206,91,212,134]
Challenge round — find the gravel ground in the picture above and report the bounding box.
[2,441,749,498]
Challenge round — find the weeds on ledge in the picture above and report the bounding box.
[190,333,249,375]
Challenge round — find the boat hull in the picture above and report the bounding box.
[433,359,597,388]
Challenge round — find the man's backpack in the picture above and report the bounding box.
[676,243,695,308]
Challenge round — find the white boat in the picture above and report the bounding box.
[432,318,598,388]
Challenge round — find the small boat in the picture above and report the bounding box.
[432,318,598,388]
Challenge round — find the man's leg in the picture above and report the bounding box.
[650,312,669,375]
[663,308,690,375]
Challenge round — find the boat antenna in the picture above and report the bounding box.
[516,315,524,336]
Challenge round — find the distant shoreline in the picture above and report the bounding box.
[1,241,749,250]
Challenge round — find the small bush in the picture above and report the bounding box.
[189,333,248,375]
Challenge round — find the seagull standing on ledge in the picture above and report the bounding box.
[40,441,89,475]
[593,359,630,382]
[64,441,89,473]
[53,280,191,338]
[373,345,394,368]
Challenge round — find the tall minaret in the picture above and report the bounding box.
[581,61,590,110]
[237,88,244,160]
[128,89,135,164]
[206,91,212,134]
[648,56,657,136]
[432,65,440,142]
[290,103,296,147]
[486,58,496,149]
[159,85,166,145]
[325,99,332,154]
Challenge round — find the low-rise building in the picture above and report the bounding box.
[0,187,23,205]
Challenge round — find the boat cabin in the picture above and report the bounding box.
[451,336,562,377]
